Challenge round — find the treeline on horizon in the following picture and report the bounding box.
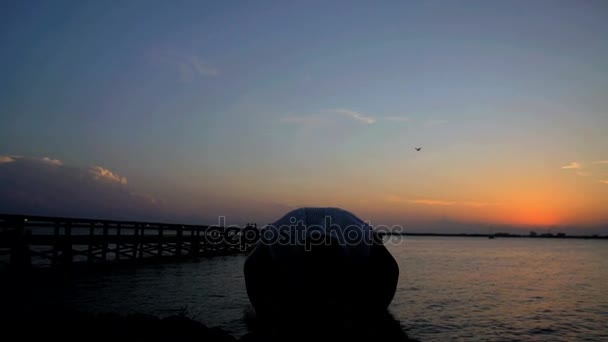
[381,231,608,239]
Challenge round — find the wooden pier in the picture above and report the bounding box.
[0,214,259,268]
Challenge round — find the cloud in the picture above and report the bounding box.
[593,160,608,165]
[561,162,591,176]
[89,166,128,185]
[384,116,410,123]
[279,110,450,127]
[149,48,219,81]
[460,201,501,208]
[326,109,376,124]
[0,156,15,164]
[183,54,219,77]
[0,154,293,225]
[600,180,608,185]
[409,199,455,206]
[0,156,162,220]
[41,157,62,166]
[0,155,62,166]
[178,54,219,79]
[387,195,499,207]
[561,162,582,170]
[279,108,376,125]
[410,199,500,207]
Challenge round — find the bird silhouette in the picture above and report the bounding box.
[415,147,421,151]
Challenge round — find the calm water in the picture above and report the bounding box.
[7,237,608,341]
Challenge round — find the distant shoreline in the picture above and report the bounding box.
[379,232,608,239]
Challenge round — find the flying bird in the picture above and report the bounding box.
[415,147,421,151]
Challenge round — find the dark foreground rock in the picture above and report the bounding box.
[1,311,418,342]
[2,312,236,342]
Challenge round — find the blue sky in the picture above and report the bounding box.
[1,1,607,230]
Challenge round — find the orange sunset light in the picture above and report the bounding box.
[506,205,561,226]
[498,190,568,226]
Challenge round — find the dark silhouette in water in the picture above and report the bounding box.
[244,208,408,341]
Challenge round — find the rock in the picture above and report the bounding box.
[243,208,403,339]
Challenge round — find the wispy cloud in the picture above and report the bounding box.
[280,108,376,125]
[41,157,62,166]
[0,156,15,164]
[279,109,449,127]
[561,162,582,170]
[560,162,591,176]
[409,199,455,206]
[326,109,376,124]
[0,155,62,166]
[561,161,608,182]
[387,195,499,207]
[1,155,129,187]
[460,201,501,208]
[89,166,128,185]
[179,54,219,78]
[150,48,219,81]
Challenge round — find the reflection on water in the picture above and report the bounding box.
[4,237,608,341]
[388,237,608,341]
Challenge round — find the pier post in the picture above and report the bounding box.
[157,226,164,257]
[116,223,121,261]
[190,228,200,257]
[138,224,145,259]
[176,226,183,257]
[9,218,31,269]
[102,222,109,263]
[134,224,140,259]
[88,222,94,264]
[60,221,73,265]
[52,222,59,265]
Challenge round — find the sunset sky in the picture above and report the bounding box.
[1,1,607,232]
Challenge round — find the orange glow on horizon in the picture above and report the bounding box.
[503,206,561,226]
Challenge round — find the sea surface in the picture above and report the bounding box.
[4,236,608,341]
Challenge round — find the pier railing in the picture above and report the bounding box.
[0,214,259,268]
